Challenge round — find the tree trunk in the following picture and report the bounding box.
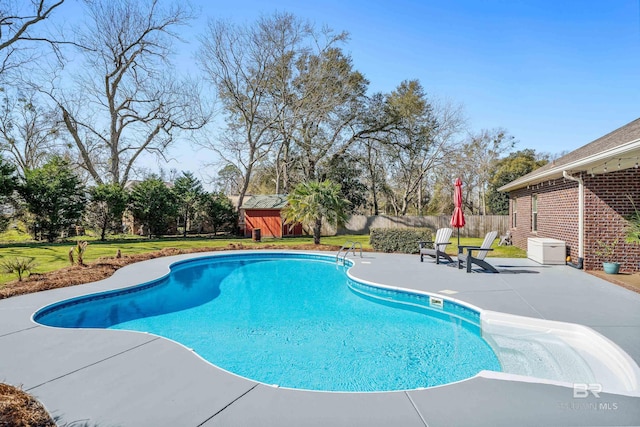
[100,216,107,241]
[236,155,254,212]
[313,217,322,244]
[308,158,317,181]
[372,189,379,216]
[400,190,410,216]
[183,209,188,238]
[366,144,379,215]
[481,187,487,216]
[418,179,423,215]
[275,138,289,194]
[282,141,290,193]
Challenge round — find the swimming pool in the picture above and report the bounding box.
[34,253,501,392]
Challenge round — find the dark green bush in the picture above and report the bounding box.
[369,227,434,253]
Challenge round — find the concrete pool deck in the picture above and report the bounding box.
[1,250,639,426]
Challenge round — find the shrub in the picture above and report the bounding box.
[594,239,617,262]
[204,192,238,235]
[1,257,37,282]
[18,157,86,242]
[129,176,178,238]
[370,228,434,253]
[75,241,88,266]
[86,183,128,241]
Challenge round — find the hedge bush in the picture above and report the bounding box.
[369,227,434,253]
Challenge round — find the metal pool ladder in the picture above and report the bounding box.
[336,241,363,264]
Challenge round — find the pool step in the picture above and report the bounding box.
[489,333,595,384]
[482,310,640,396]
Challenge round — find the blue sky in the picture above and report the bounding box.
[56,0,640,180]
[187,0,639,154]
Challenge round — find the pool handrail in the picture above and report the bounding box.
[336,241,363,264]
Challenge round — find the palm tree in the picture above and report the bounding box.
[283,180,350,245]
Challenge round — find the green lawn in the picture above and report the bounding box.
[0,226,34,243]
[0,234,370,284]
[0,233,525,285]
[448,237,526,259]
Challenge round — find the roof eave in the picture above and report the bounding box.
[499,139,640,192]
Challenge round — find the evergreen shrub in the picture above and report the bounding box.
[370,227,434,253]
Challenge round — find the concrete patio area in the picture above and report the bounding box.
[1,250,639,426]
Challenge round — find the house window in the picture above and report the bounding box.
[532,194,538,232]
[512,197,517,227]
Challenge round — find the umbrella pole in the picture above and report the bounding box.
[457,228,461,253]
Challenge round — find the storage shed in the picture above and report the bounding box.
[241,195,304,238]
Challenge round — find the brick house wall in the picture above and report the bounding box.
[583,168,640,271]
[508,168,640,272]
[508,180,580,261]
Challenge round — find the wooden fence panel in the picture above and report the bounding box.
[323,215,509,238]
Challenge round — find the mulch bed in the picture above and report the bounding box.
[0,383,56,427]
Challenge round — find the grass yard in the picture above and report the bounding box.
[0,232,525,287]
[0,234,375,285]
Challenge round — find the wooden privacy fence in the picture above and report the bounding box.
[322,215,509,238]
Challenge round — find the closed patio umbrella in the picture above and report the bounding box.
[450,177,465,248]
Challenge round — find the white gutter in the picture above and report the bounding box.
[562,171,584,266]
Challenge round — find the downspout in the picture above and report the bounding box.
[562,171,584,269]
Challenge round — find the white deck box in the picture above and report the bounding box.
[527,238,566,265]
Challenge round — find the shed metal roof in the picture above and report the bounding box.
[240,194,289,210]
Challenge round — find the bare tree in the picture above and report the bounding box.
[198,13,314,208]
[461,128,516,215]
[351,91,414,215]
[42,0,207,186]
[362,135,386,214]
[446,128,515,214]
[214,163,243,195]
[261,14,314,194]
[0,0,65,75]
[0,89,60,176]
[382,81,465,215]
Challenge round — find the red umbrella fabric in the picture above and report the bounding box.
[450,178,465,247]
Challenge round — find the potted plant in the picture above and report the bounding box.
[595,239,620,274]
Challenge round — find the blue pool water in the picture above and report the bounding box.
[35,253,501,391]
